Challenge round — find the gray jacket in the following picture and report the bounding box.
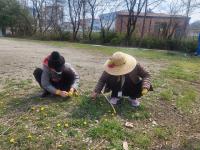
[41,63,79,94]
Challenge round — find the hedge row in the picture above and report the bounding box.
[28,31,198,53]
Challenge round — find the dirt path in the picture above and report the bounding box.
[0,38,107,90]
[0,38,163,89]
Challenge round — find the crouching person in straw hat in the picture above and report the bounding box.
[33,51,79,98]
[91,51,153,107]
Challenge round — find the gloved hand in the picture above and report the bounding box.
[142,88,148,96]
[56,90,68,97]
[68,88,75,97]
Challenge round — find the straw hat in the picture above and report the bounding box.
[104,52,137,76]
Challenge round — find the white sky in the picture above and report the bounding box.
[25,0,200,23]
[103,0,200,23]
[153,0,200,23]
[190,13,200,23]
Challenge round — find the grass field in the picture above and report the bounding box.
[0,39,200,149]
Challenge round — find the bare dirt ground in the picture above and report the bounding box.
[0,38,107,90]
[0,38,162,90]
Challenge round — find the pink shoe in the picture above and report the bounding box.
[129,98,140,107]
[110,97,119,105]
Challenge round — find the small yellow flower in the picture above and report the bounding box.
[83,121,87,125]
[31,107,35,110]
[57,123,61,127]
[27,134,32,139]
[111,113,114,116]
[105,119,108,121]
[68,91,73,97]
[64,123,69,128]
[58,144,62,147]
[40,107,45,111]
[9,138,15,143]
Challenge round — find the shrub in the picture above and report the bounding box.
[89,32,101,44]
[134,37,197,53]
[27,31,198,53]
[110,34,125,46]
[100,30,117,43]
[31,32,72,41]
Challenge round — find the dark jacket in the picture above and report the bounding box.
[94,63,151,94]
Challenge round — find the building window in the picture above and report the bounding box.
[154,22,167,35]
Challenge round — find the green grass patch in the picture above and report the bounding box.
[71,95,111,120]
[116,100,151,120]
[160,89,173,101]
[176,89,198,112]
[153,127,172,140]
[87,119,126,141]
[161,65,198,82]
[133,133,151,149]
[4,79,33,90]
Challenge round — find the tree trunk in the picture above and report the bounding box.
[82,0,86,39]
[126,16,132,45]
[140,0,148,39]
[101,28,106,43]
[89,10,94,41]
[2,27,6,36]
[73,28,76,41]
[183,0,191,37]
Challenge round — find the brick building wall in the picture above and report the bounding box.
[115,14,188,38]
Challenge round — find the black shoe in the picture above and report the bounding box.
[40,90,50,98]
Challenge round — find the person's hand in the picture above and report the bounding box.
[60,91,68,97]
[56,90,68,97]
[68,88,75,97]
[142,88,148,96]
[91,91,98,100]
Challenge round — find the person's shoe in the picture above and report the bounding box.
[129,98,140,107]
[110,97,119,105]
[40,90,50,98]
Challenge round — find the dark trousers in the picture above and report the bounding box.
[33,68,74,92]
[111,75,142,99]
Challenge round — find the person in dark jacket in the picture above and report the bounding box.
[91,51,152,107]
[33,51,79,98]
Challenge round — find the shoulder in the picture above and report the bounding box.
[131,63,140,72]
[43,64,50,72]
[64,63,74,69]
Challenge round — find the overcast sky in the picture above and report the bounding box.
[189,13,200,23]
[25,0,200,23]
[102,0,200,23]
[154,0,200,23]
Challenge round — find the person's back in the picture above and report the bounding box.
[33,51,79,98]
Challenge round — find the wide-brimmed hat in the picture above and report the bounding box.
[48,51,65,72]
[104,52,137,76]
